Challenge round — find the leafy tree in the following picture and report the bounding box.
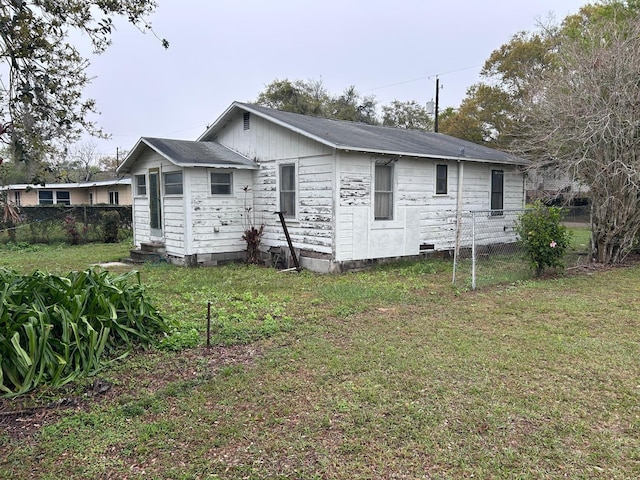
[0,1,168,167]
[255,79,378,125]
[443,29,557,148]
[328,85,378,124]
[382,100,433,131]
[515,8,640,264]
[255,79,330,117]
[99,150,128,178]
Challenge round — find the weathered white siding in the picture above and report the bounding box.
[335,154,526,262]
[189,168,254,255]
[217,112,336,257]
[129,149,166,247]
[216,113,332,160]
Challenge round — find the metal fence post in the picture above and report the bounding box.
[471,211,477,290]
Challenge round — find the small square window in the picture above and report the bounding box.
[164,171,183,195]
[210,172,232,195]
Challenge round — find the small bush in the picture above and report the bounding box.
[515,201,571,276]
[103,210,120,243]
[64,215,82,245]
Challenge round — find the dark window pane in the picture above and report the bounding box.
[491,169,504,215]
[39,191,53,204]
[210,172,232,195]
[436,164,448,194]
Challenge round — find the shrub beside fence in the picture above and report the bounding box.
[1,205,132,244]
[452,207,591,289]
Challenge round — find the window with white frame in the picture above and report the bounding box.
[491,169,504,215]
[210,172,233,195]
[435,164,448,195]
[164,171,183,195]
[109,191,119,205]
[56,191,71,205]
[374,163,394,220]
[38,190,71,205]
[135,174,147,196]
[13,191,21,206]
[38,191,54,205]
[279,164,296,218]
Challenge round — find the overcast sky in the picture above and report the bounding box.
[79,0,590,159]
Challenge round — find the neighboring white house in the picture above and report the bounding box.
[117,102,530,272]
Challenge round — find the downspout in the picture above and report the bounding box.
[452,159,464,284]
[183,167,194,265]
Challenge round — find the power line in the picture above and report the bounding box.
[362,64,483,93]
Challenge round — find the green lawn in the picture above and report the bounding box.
[1,242,639,479]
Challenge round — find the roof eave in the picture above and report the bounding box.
[201,102,340,150]
[337,146,530,166]
[181,163,259,170]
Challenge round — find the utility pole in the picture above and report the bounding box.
[434,76,440,133]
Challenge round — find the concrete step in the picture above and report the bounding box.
[140,241,166,254]
[127,248,166,264]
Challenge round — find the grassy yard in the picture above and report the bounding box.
[1,242,639,478]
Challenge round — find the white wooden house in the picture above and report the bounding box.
[117,102,529,272]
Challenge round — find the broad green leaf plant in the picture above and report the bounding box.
[0,268,172,397]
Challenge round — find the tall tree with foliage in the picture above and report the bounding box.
[254,79,330,117]
[440,29,557,147]
[255,79,378,125]
[382,100,433,131]
[515,4,640,264]
[0,1,168,168]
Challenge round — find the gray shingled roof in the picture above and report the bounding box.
[118,137,256,173]
[142,137,256,167]
[235,103,528,166]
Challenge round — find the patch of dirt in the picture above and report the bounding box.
[0,344,262,442]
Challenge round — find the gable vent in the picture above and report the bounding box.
[243,112,250,130]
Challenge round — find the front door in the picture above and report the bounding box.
[149,168,162,237]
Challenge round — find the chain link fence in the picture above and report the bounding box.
[452,208,591,290]
[0,205,133,244]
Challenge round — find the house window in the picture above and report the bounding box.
[164,171,183,195]
[436,164,448,195]
[38,190,71,205]
[135,174,147,196]
[38,191,54,205]
[13,191,21,206]
[89,193,93,205]
[109,191,119,205]
[243,112,250,130]
[491,169,504,215]
[210,172,233,195]
[56,191,71,205]
[375,164,393,220]
[279,164,296,218]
